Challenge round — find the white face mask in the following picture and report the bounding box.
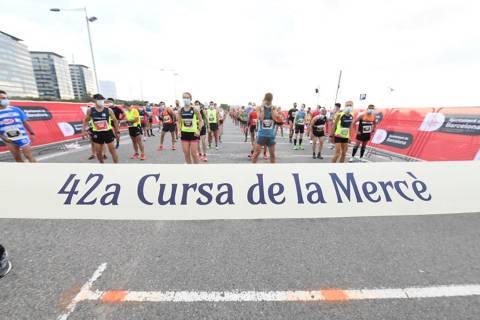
[183,98,191,106]
[345,107,352,113]
[367,109,374,115]
[96,100,105,107]
[0,99,9,107]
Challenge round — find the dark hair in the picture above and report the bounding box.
[0,90,6,95]
[264,92,273,102]
[107,98,114,102]
[93,93,105,100]
[335,103,341,108]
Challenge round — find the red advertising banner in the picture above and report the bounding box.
[1,101,479,161]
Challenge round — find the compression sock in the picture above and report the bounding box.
[352,146,359,157]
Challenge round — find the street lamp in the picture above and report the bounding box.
[50,7,100,92]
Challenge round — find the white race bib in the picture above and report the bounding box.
[93,120,109,131]
[4,126,23,140]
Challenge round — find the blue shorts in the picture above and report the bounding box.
[11,137,31,149]
[256,136,276,146]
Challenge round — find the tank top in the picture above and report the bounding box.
[180,107,197,133]
[257,108,275,138]
[335,112,353,138]
[312,115,327,133]
[90,107,112,132]
[358,114,375,134]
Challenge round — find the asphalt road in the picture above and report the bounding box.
[1,119,479,319]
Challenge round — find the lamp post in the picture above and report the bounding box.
[50,7,100,92]
[160,68,179,104]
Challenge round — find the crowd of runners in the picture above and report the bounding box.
[0,89,378,165]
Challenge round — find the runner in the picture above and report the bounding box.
[106,98,124,149]
[145,103,155,137]
[350,104,377,162]
[138,105,148,139]
[81,94,120,163]
[197,101,209,162]
[177,92,204,164]
[239,106,249,142]
[247,106,258,158]
[293,104,306,150]
[274,106,285,137]
[124,103,145,160]
[252,93,278,164]
[218,105,225,143]
[287,103,298,143]
[0,90,36,162]
[310,107,327,159]
[328,102,342,149]
[158,103,177,151]
[331,101,354,163]
[173,100,180,142]
[304,106,313,144]
[0,244,12,278]
[207,102,220,150]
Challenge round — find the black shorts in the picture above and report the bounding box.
[249,125,257,134]
[128,126,142,137]
[335,136,349,144]
[219,119,224,125]
[312,130,325,137]
[181,132,199,141]
[288,118,295,125]
[92,130,115,144]
[356,133,372,142]
[275,122,284,126]
[162,123,175,132]
[148,117,153,123]
[200,125,207,136]
[210,123,219,132]
[295,124,305,134]
[240,120,247,126]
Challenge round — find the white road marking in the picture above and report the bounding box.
[78,284,480,303]
[57,263,107,320]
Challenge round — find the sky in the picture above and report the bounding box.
[2,0,480,108]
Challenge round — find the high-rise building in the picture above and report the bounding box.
[69,64,97,100]
[0,31,39,97]
[99,80,117,99]
[30,51,74,100]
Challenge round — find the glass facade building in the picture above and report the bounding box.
[31,51,74,100]
[0,31,39,98]
[69,64,97,100]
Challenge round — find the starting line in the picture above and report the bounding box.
[57,263,480,320]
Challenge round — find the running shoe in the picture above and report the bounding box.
[171,145,176,151]
[299,145,304,150]
[130,153,139,159]
[140,154,146,161]
[293,145,299,150]
[158,145,164,151]
[88,155,95,160]
[215,146,219,150]
[313,153,316,159]
[103,154,108,160]
[349,157,355,162]
[203,155,208,162]
[263,154,268,160]
[0,245,12,279]
[317,153,324,160]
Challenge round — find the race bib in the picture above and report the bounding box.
[4,126,23,140]
[263,119,273,129]
[183,119,193,128]
[315,124,325,131]
[163,115,171,122]
[340,128,350,136]
[297,119,305,125]
[93,120,109,131]
[209,115,215,122]
[362,125,372,133]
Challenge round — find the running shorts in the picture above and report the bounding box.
[92,130,115,144]
[334,136,349,144]
[249,125,257,134]
[128,126,142,137]
[162,123,176,132]
[181,131,199,142]
[209,123,219,132]
[312,130,325,138]
[200,125,207,136]
[256,136,276,146]
[356,133,372,142]
[294,124,305,134]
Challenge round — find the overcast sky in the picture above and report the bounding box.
[3,0,480,108]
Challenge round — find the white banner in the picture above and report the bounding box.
[1,161,479,220]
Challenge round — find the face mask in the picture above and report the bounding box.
[96,100,105,107]
[345,107,352,113]
[367,109,374,115]
[0,99,9,107]
[183,98,191,106]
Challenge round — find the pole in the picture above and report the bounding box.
[84,7,99,92]
[334,70,342,105]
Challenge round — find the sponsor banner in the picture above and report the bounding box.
[0,162,478,220]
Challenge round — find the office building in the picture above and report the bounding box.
[31,51,74,100]
[99,80,117,99]
[69,64,97,100]
[0,31,39,97]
